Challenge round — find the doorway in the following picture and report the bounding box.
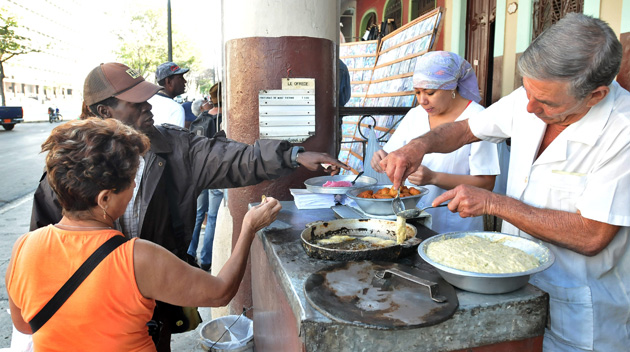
[465,0,496,107]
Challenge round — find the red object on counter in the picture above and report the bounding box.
[322,181,352,187]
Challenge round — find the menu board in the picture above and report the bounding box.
[338,8,443,175]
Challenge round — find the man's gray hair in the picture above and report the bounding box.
[191,99,204,117]
[518,13,622,99]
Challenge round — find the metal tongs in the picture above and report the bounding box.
[374,268,447,303]
[392,185,449,219]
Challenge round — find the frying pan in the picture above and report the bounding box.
[300,218,420,261]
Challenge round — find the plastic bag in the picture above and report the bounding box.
[200,315,253,350]
[362,126,391,184]
[10,325,33,352]
[4,310,33,352]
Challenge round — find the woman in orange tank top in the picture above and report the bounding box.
[5,118,281,351]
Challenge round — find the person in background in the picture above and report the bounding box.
[380,14,630,351]
[7,117,281,351]
[181,100,197,129]
[339,28,351,107]
[148,61,188,127]
[371,51,499,233]
[188,82,224,271]
[30,62,348,351]
[190,98,211,121]
[339,59,351,107]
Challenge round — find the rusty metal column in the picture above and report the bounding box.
[222,0,340,315]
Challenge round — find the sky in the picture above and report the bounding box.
[109,0,222,68]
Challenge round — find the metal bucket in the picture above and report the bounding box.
[200,315,254,351]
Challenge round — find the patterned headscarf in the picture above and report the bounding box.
[412,51,481,103]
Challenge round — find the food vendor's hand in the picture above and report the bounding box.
[370,149,388,173]
[243,197,282,234]
[297,152,349,175]
[380,141,426,189]
[407,165,435,186]
[432,184,494,218]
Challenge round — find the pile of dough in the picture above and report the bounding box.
[426,235,539,274]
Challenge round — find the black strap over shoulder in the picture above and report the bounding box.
[28,235,128,333]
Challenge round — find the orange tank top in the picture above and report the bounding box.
[6,225,156,351]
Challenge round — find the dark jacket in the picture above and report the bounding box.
[30,123,296,258]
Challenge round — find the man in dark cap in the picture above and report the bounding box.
[31,62,348,351]
[149,61,190,127]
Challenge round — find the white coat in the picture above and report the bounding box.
[469,82,630,351]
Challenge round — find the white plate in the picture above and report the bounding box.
[304,175,377,194]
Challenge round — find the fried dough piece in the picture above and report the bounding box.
[395,216,407,244]
[361,236,396,247]
[409,187,421,195]
[373,193,394,199]
[375,187,390,195]
[317,235,356,245]
[357,190,374,198]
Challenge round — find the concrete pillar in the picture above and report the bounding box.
[221,0,340,315]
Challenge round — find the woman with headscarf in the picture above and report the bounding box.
[371,51,500,233]
[5,118,281,351]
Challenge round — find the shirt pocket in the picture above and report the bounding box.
[547,171,587,212]
[533,278,594,350]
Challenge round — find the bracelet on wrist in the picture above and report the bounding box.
[290,146,305,168]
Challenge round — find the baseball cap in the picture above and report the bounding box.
[83,63,162,106]
[155,61,190,82]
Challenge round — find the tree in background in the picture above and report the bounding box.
[115,7,201,96]
[0,9,39,106]
[192,68,217,97]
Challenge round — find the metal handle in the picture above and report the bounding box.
[351,171,364,185]
[376,268,447,303]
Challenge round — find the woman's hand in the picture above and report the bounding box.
[242,197,282,234]
[407,165,436,186]
[370,149,388,172]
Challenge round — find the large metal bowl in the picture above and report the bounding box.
[418,231,555,294]
[346,184,429,216]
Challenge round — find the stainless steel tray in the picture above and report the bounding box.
[304,175,377,194]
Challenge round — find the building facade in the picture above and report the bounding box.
[342,0,630,106]
[0,0,116,115]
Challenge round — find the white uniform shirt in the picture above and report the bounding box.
[148,94,185,127]
[468,82,630,352]
[384,102,500,233]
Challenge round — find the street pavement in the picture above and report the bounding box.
[0,121,213,350]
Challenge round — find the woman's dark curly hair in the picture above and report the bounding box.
[42,117,150,213]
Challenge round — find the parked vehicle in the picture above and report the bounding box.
[0,106,24,131]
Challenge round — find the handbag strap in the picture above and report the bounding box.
[28,235,128,333]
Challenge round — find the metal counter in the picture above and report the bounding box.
[250,201,548,352]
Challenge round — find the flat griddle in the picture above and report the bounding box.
[304,261,458,329]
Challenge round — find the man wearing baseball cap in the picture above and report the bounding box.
[148,61,190,127]
[30,62,348,351]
